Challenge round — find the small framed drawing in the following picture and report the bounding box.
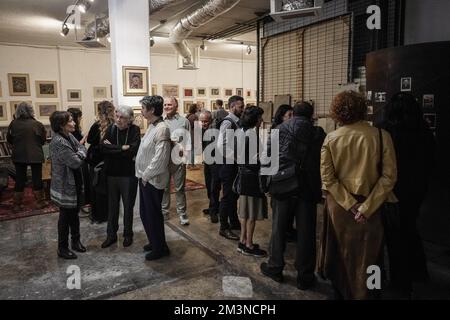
[183,88,194,98]
[211,100,218,110]
[162,84,179,97]
[0,102,7,121]
[93,87,107,99]
[196,100,207,111]
[423,113,436,129]
[401,77,412,92]
[236,88,243,97]
[210,87,220,97]
[36,102,59,118]
[10,101,33,117]
[367,105,374,115]
[133,107,148,135]
[36,81,58,98]
[423,94,434,109]
[67,89,82,102]
[197,87,207,97]
[8,73,31,96]
[375,92,386,103]
[183,101,194,114]
[246,89,252,98]
[224,88,233,97]
[151,84,158,96]
[122,66,149,96]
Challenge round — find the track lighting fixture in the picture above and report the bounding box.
[200,40,207,51]
[78,1,91,14]
[246,45,252,55]
[150,36,155,47]
[60,24,69,37]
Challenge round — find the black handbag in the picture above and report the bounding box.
[233,166,264,197]
[378,128,401,229]
[268,164,299,196]
[92,161,107,195]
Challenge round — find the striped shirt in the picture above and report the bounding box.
[135,119,171,190]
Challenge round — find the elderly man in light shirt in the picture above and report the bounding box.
[162,97,191,226]
[135,96,172,261]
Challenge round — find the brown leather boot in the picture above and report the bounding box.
[13,192,24,212]
[33,190,48,209]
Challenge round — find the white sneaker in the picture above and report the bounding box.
[179,214,190,226]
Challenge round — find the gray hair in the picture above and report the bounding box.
[115,105,134,124]
[200,110,212,119]
[15,102,35,119]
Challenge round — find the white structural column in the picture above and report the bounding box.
[109,0,150,107]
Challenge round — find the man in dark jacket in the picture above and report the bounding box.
[261,101,326,290]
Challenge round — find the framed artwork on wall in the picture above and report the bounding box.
[210,87,220,97]
[224,88,233,97]
[246,89,252,98]
[162,84,179,97]
[183,88,194,98]
[423,94,434,109]
[133,107,148,135]
[36,81,58,98]
[423,113,436,130]
[36,102,59,118]
[67,89,82,102]
[151,84,158,96]
[10,101,33,117]
[211,100,218,110]
[122,66,149,96]
[400,77,412,92]
[183,101,194,114]
[0,102,7,121]
[197,87,207,97]
[93,87,107,99]
[236,88,243,97]
[8,73,31,96]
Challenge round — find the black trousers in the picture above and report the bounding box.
[139,180,167,254]
[14,163,43,192]
[58,207,81,250]
[268,196,317,283]
[107,176,138,238]
[89,164,108,222]
[204,164,220,214]
[217,164,239,231]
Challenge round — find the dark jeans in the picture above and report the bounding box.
[204,163,220,214]
[107,176,138,238]
[139,180,167,254]
[14,163,43,192]
[217,164,239,231]
[268,196,317,283]
[89,164,108,222]
[58,207,81,250]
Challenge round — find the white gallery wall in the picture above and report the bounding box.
[0,43,257,133]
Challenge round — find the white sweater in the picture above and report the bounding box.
[135,119,171,190]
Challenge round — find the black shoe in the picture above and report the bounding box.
[238,242,259,252]
[210,213,219,224]
[58,248,77,260]
[297,275,317,291]
[260,262,283,283]
[71,240,87,253]
[230,224,241,231]
[203,209,209,215]
[143,243,152,252]
[242,246,267,257]
[219,229,239,240]
[123,237,133,247]
[145,245,170,261]
[101,236,117,248]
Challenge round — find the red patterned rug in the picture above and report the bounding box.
[0,178,205,222]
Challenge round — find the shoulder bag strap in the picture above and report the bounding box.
[377,128,384,177]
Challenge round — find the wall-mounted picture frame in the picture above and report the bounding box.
[197,87,207,97]
[36,81,57,98]
[93,87,107,99]
[8,73,31,96]
[401,77,412,92]
[183,88,194,98]
[162,84,179,98]
[67,89,82,102]
[367,105,374,115]
[210,87,220,97]
[236,88,243,97]
[211,100,218,110]
[423,94,434,109]
[375,92,386,103]
[122,66,149,96]
[0,102,7,121]
[133,107,148,135]
[224,102,229,110]
[10,101,33,117]
[183,101,194,114]
[151,84,158,96]
[224,88,233,97]
[246,89,252,98]
[423,113,436,130]
[36,102,59,118]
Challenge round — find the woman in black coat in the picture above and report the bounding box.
[380,92,436,296]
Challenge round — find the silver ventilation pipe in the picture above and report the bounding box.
[169,0,241,65]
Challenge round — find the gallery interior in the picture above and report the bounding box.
[0,0,449,300]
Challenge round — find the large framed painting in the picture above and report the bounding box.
[67,89,82,102]
[36,81,58,98]
[122,66,149,96]
[36,102,59,118]
[162,84,179,98]
[8,73,31,96]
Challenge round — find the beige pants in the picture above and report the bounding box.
[161,162,186,217]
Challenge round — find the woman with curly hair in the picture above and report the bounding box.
[86,101,116,223]
[318,91,398,299]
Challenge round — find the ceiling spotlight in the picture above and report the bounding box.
[200,40,207,51]
[60,24,69,37]
[246,45,252,55]
[150,37,155,47]
[78,1,91,14]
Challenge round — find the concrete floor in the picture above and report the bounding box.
[0,168,449,300]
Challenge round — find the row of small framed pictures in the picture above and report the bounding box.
[152,85,256,99]
[368,90,436,109]
[0,101,59,121]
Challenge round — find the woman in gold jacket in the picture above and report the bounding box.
[318,91,397,300]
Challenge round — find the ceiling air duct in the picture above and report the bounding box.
[169,0,241,69]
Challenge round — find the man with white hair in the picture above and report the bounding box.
[99,106,141,248]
